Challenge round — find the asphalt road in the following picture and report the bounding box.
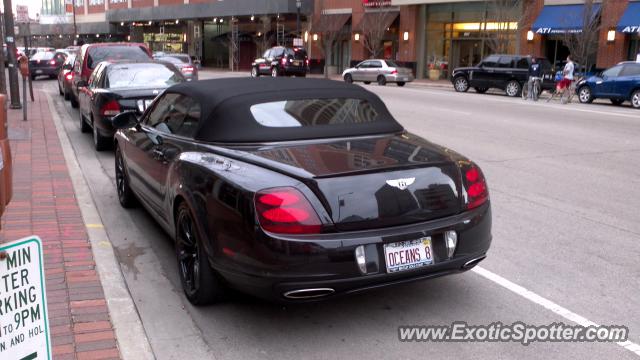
[37,75,640,359]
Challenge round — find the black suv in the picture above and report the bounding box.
[451,55,554,97]
[251,46,309,77]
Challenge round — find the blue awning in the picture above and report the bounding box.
[532,4,602,34]
[617,2,640,33]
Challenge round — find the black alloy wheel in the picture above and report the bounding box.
[175,203,224,305]
[115,146,137,208]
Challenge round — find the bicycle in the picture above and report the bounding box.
[522,76,542,101]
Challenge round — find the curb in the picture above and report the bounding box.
[46,93,155,360]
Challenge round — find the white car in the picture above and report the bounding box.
[342,59,414,86]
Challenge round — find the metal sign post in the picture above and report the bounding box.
[0,236,52,360]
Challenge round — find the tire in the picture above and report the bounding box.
[49,75,56,79]
[578,86,593,104]
[64,89,70,101]
[505,80,521,97]
[271,67,279,77]
[363,81,371,85]
[175,202,225,305]
[31,75,36,81]
[397,82,405,87]
[344,74,353,83]
[610,99,624,106]
[377,75,386,86]
[79,111,90,133]
[533,83,541,102]
[71,94,79,108]
[92,118,110,151]
[58,82,63,95]
[474,87,488,94]
[115,146,137,208]
[632,90,640,109]
[453,76,469,92]
[250,67,259,77]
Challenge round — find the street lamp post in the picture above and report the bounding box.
[296,0,301,38]
[3,0,22,109]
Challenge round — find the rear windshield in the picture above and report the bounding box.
[286,48,307,60]
[250,98,379,128]
[32,52,55,61]
[385,60,400,68]
[105,63,184,89]
[87,46,150,69]
[161,55,190,63]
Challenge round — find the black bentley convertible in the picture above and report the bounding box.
[112,78,492,304]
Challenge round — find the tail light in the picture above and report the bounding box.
[305,59,309,66]
[461,162,489,209]
[49,60,56,65]
[390,69,398,74]
[100,100,121,117]
[281,58,287,66]
[255,187,322,234]
[182,66,194,73]
[65,73,73,81]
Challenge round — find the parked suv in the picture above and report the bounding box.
[576,62,640,109]
[451,55,554,97]
[70,42,151,108]
[251,46,309,77]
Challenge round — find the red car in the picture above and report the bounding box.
[70,43,151,108]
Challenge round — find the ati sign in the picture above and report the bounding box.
[620,26,640,33]
[0,237,51,360]
[363,0,391,7]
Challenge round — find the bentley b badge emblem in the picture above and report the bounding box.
[386,177,415,190]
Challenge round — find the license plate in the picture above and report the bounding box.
[293,60,301,66]
[384,237,434,273]
[35,70,42,74]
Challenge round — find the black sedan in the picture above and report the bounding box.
[111,78,492,304]
[30,51,66,80]
[78,60,185,150]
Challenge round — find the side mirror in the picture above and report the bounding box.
[76,80,88,88]
[112,110,139,129]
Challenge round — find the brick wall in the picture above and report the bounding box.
[597,0,628,68]
[519,0,545,57]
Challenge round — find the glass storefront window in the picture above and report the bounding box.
[424,1,520,79]
[628,35,640,61]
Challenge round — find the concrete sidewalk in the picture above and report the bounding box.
[0,90,121,360]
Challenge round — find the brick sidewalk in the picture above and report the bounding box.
[0,90,121,360]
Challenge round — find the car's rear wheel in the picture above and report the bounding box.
[92,119,110,151]
[377,75,386,86]
[175,203,225,305]
[64,89,70,101]
[251,67,259,77]
[505,80,520,97]
[474,87,488,94]
[271,67,279,77]
[453,76,469,92]
[610,99,624,106]
[79,111,91,133]
[632,90,640,109]
[115,146,137,208]
[344,74,353,83]
[71,94,79,108]
[397,82,405,87]
[578,86,593,104]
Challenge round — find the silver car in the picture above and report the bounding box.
[342,59,414,86]
[155,53,199,81]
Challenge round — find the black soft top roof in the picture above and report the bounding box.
[164,78,404,143]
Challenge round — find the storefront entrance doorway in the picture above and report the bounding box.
[451,39,483,69]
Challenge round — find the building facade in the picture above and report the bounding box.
[27,0,640,74]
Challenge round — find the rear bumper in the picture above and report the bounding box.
[385,74,414,83]
[31,67,57,76]
[214,202,492,302]
[282,66,308,75]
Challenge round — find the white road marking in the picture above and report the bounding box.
[473,266,640,357]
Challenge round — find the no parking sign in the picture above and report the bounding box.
[0,236,51,360]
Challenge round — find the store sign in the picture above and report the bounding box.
[620,26,640,33]
[363,0,391,7]
[0,236,51,360]
[16,5,29,24]
[65,0,74,16]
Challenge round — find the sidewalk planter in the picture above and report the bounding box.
[428,69,441,81]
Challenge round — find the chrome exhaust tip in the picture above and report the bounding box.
[462,255,486,269]
[283,288,335,300]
